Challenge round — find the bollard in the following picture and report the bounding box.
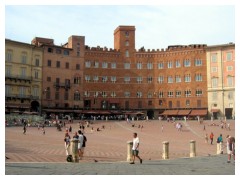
[71,139,79,163]
[162,141,169,159]
[127,141,133,162]
[190,140,196,157]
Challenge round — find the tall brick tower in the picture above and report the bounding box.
[114,26,135,58]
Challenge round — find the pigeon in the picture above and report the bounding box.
[5,156,10,159]
[94,159,98,162]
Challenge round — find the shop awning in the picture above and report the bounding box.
[189,109,208,116]
[81,110,111,115]
[211,109,220,113]
[161,110,179,116]
[177,110,191,116]
[43,109,74,113]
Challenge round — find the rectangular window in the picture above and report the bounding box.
[167,61,173,68]
[124,76,130,83]
[47,77,51,82]
[184,59,191,67]
[211,67,217,72]
[196,89,203,97]
[176,91,181,97]
[227,76,233,87]
[137,76,142,84]
[111,92,116,98]
[5,85,11,95]
[158,62,164,69]
[21,53,27,64]
[195,74,202,81]
[76,64,80,70]
[147,92,153,98]
[226,52,232,61]
[168,76,173,83]
[211,54,217,63]
[212,78,218,88]
[168,91,174,98]
[6,51,12,62]
[124,92,130,97]
[111,62,116,69]
[102,76,108,83]
[175,75,181,83]
[32,87,39,97]
[34,71,39,79]
[65,62,69,69]
[111,76,116,83]
[20,67,26,78]
[159,91,164,98]
[35,59,40,66]
[85,75,91,82]
[94,61,99,68]
[56,61,60,68]
[147,62,153,69]
[85,60,91,68]
[102,62,108,68]
[147,76,153,83]
[47,60,51,67]
[137,62,142,69]
[63,50,69,56]
[227,66,233,71]
[175,60,181,68]
[185,74,191,82]
[158,76,164,83]
[137,91,142,98]
[124,62,130,69]
[185,90,191,97]
[93,75,99,82]
[195,59,202,66]
[6,66,11,76]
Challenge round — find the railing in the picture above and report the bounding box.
[5,94,33,99]
[5,74,31,81]
[53,82,71,89]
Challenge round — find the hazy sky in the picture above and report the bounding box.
[5,5,235,49]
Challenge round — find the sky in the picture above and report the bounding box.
[4,5,235,49]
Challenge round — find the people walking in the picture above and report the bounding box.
[130,132,143,164]
[23,125,27,135]
[226,135,235,163]
[78,130,87,160]
[217,134,223,154]
[64,132,71,156]
[210,132,214,145]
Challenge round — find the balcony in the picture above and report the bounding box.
[5,74,31,83]
[5,94,32,100]
[53,82,71,89]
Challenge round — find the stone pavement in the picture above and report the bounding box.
[5,119,236,175]
[5,154,235,175]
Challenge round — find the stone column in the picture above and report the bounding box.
[71,139,79,163]
[162,141,169,159]
[127,141,133,162]
[190,140,196,157]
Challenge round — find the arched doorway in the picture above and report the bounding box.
[31,101,40,112]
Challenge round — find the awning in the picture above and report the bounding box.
[189,109,208,116]
[161,110,179,116]
[124,111,145,115]
[23,111,39,115]
[177,110,191,116]
[81,110,111,115]
[5,105,19,108]
[211,109,220,113]
[43,109,74,113]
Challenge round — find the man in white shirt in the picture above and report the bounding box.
[130,132,143,164]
